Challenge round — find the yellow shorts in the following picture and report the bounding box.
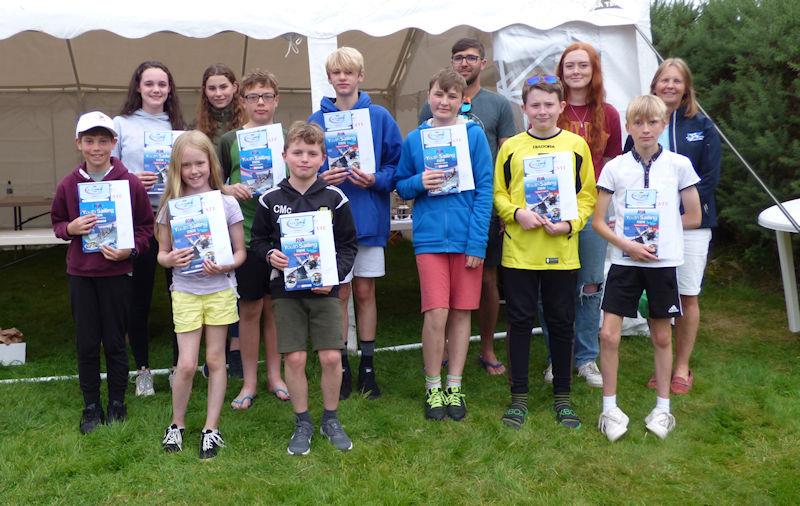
[171,289,239,334]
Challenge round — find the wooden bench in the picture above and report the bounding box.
[0,228,68,247]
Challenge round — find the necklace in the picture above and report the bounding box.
[569,104,589,135]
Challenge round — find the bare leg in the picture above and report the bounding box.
[649,318,673,399]
[673,294,699,378]
[599,314,623,397]
[319,349,343,411]
[234,298,262,403]
[203,325,228,430]
[171,329,202,427]
[284,351,308,413]
[353,277,377,342]
[261,295,287,393]
[422,308,449,377]
[478,267,504,374]
[445,309,472,377]
[338,282,352,346]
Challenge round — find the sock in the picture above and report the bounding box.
[602,395,617,413]
[359,340,375,369]
[341,351,350,371]
[446,374,462,389]
[554,393,581,428]
[295,411,312,424]
[656,396,670,413]
[554,393,572,411]
[425,375,441,391]
[322,409,338,423]
[510,392,528,412]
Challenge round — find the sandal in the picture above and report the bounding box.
[477,355,506,375]
[271,387,291,402]
[670,370,694,395]
[230,395,256,411]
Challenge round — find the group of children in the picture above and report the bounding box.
[52,43,704,460]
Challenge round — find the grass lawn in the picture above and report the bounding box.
[0,241,798,503]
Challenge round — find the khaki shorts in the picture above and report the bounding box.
[171,289,239,333]
[272,296,343,353]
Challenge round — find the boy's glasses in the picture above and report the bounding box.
[451,55,482,64]
[526,75,559,85]
[244,93,277,104]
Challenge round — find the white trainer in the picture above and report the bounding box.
[598,407,629,442]
[577,361,604,388]
[645,408,676,440]
[543,363,553,384]
[135,367,155,397]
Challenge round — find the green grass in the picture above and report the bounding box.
[0,242,799,503]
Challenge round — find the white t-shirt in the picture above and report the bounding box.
[597,149,699,268]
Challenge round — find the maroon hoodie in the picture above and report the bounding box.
[51,157,154,277]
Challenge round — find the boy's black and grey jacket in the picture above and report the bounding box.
[250,177,358,299]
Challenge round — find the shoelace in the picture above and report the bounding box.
[446,389,465,406]
[162,427,182,448]
[426,389,445,408]
[324,419,347,437]
[202,431,225,451]
[294,421,313,439]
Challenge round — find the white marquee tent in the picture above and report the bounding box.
[0,0,657,229]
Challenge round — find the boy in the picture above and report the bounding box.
[219,70,289,408]
[250,121,358,455]
[308,47,402,400]
[51,111,154,434]
[493,74,597,430]
[394,68,493,421]
[593,95,701,441]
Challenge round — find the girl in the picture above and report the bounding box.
[157,130,246,459]
[113,61,186,397]
[195,64,246,147]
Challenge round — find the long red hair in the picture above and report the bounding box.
[556,42,608,161]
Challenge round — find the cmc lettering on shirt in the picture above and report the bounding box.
[273,204,292,214]
[685,132,704,142]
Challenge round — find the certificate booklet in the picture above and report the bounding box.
[236,124,286,196]
[521,152,578,221]
[77,180,134,253]
[143,131,184,196]
[420,123,474,197]
[168,190,233,274]
[279,211,338,291]
[323,109,375,174]
[623,189,659,257]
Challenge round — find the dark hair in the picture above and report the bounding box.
[285,121,324,150]
[522,71,564,103]
[78,126,115,140]
[428,68,467,96]
[195,64,246,139]
[451,38,485,59]
[241,69,280,96]
[119,61,186,129]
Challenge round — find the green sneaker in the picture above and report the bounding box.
[444,386,467,421]
[555,404,582,429]
[501,404,528,430]
[424,387,446,421]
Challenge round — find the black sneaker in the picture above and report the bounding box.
[79,403,105,434]
[199,429,225,460]
[444,386,467,421]
[107,400,127,424]
[162,424,184,452]
[424,387,446,421]
[340,364,352,401]
[228,349,243,378]
[357,367,382,399]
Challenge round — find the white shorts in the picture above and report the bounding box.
[677,228,712,296]
[343,245,385,283]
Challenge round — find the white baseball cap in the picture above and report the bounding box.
[75,111,117,138]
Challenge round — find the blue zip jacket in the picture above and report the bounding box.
[308,92,402,247]
[394,119,493,258]
[625,105,721,228]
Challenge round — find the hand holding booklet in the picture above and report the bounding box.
[143,131,184,196]
[279,210,338,291]
[236,124,286,196]
[77,180,134,253]
[522,152,578,222]
[323,109,375,174]
[420,123,474,196]
[168,190,233,274]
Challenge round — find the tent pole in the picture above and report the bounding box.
[65,39,85,112]
[241,35,250,77]
[634,26,800,233]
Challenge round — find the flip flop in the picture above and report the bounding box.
[478,355,506,375]
[670,370,694,395]
[271,387,291,402]
[230,395,256,411]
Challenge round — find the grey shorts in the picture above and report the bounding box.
[272,296,343,353]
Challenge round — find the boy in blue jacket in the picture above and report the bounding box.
[394,68,493,421]
[308,47,402,400]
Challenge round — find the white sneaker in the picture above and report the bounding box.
[543,364,553,384]
[577,361,604,388]
[645,408,676,440]
[135,367,155,397]
[598,407,629,442]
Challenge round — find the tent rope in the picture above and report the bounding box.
[282,33,303,58]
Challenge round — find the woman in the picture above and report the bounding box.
[195,64,246,147]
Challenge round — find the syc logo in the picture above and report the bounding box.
[686,132,704,142]
[425,129,448,142]
[327,112,350,128]
[147,132,170,144]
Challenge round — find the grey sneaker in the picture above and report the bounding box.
[287,419,313,456]
[135,368,155,397]
[320,418,353,451]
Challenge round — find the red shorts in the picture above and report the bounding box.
[416,253,483,312]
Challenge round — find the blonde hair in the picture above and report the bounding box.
[156,130,225,230]
[325,47,364,76]
[650,58,699,118]
[625,95,668,124]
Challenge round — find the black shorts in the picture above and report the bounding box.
[484,214,503,268]
[236,249,270,301]
[601,264,682,319]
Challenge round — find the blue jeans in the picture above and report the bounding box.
[539,216,607,367]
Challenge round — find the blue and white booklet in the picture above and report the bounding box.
[278,210,338,291]
[521,152,578,221]
[420,123,474,197]
[623,189,659,257]
[168,190,233,274]
[236,124,286,197]
[77,180,134,253]
[143,131,184,196]
[322,109,375,174]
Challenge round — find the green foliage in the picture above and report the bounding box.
[651,0,800,265]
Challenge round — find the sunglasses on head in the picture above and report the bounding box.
[526,75,559,85]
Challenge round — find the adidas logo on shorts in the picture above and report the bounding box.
[668,305,680,314]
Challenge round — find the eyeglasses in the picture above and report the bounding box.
[451,54,483,64]
[526,75,559,86]
[243,93,277,104]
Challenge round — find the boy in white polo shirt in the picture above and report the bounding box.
[592,95,701,442]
